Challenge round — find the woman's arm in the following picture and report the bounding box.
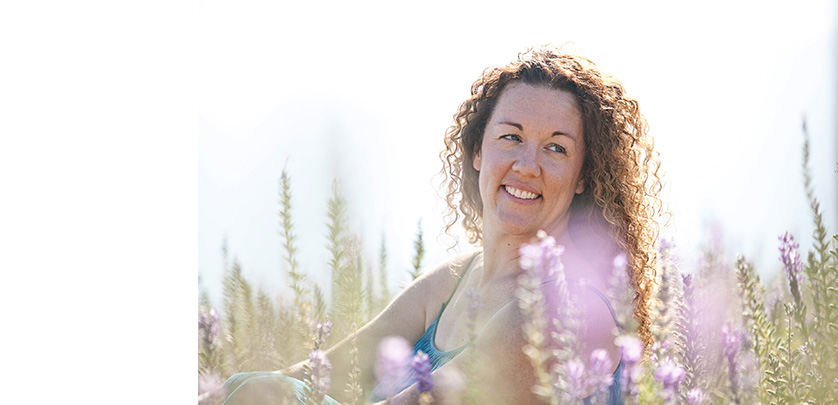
[280,251,477,402]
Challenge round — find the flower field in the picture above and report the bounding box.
[199,132,837,404]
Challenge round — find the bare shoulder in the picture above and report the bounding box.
[396,250,481,305]
[368,250,482,339]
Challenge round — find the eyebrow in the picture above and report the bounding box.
[498,121,577,141]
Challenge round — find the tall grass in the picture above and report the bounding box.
[199,125,837,404]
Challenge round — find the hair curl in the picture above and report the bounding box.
[439,44,664,348]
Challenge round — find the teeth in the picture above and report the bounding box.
[505,185,539,200]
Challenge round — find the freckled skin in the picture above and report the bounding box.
[473,82,586,240]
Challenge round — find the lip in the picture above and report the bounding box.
[503,182,540,195]
[502,183,541,201]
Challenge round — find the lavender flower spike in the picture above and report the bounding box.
[565,357,587,399]
[778,231,804,305]
[411,351,434,404]
[654,358,685,403]
[519,230,565,279]
[587,349,614,395]
[411,351,433,393]
[615,335,644,399]
[198,308,220,348]
[312,320,333,349]
[308,349,332,397]
[686,388,706,404]
[616,335,643,365]
[658,237,674,254]
[654,358,685,389]
[721,322,744,400]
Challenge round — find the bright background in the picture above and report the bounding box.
[199,0,838,308]
[1,0,835,403]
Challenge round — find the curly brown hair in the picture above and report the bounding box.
[439,44,664,347]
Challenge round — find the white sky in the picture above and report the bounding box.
[199,0,837,307]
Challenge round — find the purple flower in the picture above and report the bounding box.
[613,253,628,274]
[198,308,220,348]
[654,358,685,389]
[375,336,412,398]
[778,232,804,304]
[616,335,644,399]
[411,351,434,394]
[565,357,586,398]
[721,322,745,398]
[587,349,614,393]
[614,335,644,402]
[654,358,685,402]
[616,335,644,365]
[721,323,743,359]
[312,320,333,349]
[686,388,706,404]
[519,230,565,279]
[659,237,674,254]
[308,349,332,395]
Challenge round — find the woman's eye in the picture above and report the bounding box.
[500,134,522,142]
[547,144,567,154]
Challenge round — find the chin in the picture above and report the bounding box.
[498,223,547,239]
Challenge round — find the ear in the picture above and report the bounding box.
[575,177,585,194]
[472,148,481,172]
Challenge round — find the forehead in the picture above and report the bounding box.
[489,81,582,134]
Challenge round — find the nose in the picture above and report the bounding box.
[512,145,540,177]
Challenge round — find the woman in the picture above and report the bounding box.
[222,44,662,404]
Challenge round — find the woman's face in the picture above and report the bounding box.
[472,81,586,239]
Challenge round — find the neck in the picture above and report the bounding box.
[479,226,578,287]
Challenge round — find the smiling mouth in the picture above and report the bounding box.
[504,185,540,200]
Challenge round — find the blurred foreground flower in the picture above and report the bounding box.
[654,358,685,403]
[518,230,582,403]
[198,372,225,405]
[686,387,706,404]
[375,336,412,399]
[616,335,643,364]
[587,349,614,395]
[565,357,586,399]
[616,335,644,400]
[519,230,565,280]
